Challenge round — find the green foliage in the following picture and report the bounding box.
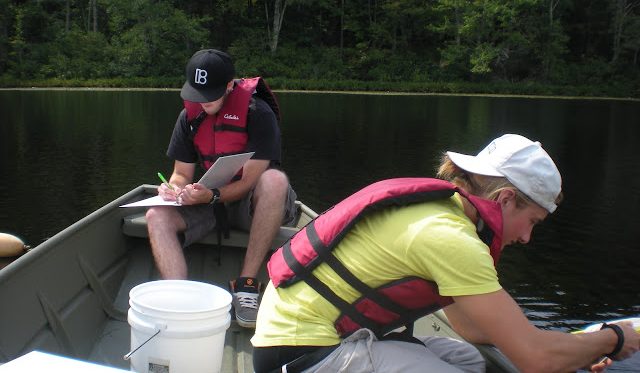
[0,0,638,98]
[231,38,348,80]
[106,0,209,77]
[42,30,112,79]
[470,44,500,75]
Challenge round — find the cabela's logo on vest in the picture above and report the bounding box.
[224,113,240,120]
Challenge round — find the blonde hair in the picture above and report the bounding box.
[436,154,563,209]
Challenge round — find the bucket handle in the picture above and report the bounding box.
[123,323,167,361]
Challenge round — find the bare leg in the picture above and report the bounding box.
[239,169,289,278]
[146,206,188,279]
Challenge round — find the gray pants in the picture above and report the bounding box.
[177,184,297,247]
[304,329,485,373]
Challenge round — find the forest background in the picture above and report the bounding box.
[1,0,639,98]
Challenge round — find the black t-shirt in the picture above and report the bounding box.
[166,97,282,169]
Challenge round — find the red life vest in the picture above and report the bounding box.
[267,178,503,338]
[185,77,280,170]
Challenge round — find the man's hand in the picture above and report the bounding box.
[158,183,182,201]
[588,357,612,372]
[176,183,211,205]
[612,321,640,360]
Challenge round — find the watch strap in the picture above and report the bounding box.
[600,322,624,358]
[209,188,221,205]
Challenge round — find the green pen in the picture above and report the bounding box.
[157,172,175,190]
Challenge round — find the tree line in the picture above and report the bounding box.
[1,0,639,97]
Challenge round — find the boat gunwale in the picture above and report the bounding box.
[0,185,151,281]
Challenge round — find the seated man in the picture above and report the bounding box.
[146,49,297,328]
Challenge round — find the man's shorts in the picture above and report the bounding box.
[177,184,298,247]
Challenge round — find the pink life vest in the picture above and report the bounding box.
[267,178,503,338]
[185,77,280,170]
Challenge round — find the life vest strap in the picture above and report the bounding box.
[282,241,380,335]
[213,204,230,266]
[215,124,248,133]
[188,111,208,140]
[282,241,309,281]
[307,223,407,316]
[300,270,382,338]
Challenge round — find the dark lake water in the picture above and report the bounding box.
[1,89,639,370]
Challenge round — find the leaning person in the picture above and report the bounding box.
[252,134,640,372]
[146,49,298,328]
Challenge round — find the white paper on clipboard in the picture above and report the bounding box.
[197,152,254,188]
[119,152,254,208]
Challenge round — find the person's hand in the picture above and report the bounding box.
[610,321,640,360]
[176,183,210,205]
[158,183,181,201]
[588,357,612,372]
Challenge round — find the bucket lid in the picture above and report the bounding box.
[129,280,232,317]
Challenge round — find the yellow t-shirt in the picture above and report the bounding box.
[252,194,502,347]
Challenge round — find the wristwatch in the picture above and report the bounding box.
[209,188,221,205]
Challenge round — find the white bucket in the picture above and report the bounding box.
[127,280,232,373]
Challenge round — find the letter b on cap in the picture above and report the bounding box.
[194,68,208,85]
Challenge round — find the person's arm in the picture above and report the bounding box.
[160,110,200,201]
[170,160,196,187]
[216,158,269,201]
[450,290,640,373]
[157,160,196,201]
[180,159,270,205]
[443,302,491,343]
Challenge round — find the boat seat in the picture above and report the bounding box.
[121,209,300,250]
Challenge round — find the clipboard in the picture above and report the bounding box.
[197,152,254,188]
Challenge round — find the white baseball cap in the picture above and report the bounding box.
[447,134,562,213]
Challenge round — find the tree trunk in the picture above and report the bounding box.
[269,0,287,53]
[455,4,461,45]
[612,0,626,63]
[92,0,97,33]
[368,0,378,27]
[611,0,639,63]
[544,0,561,79]
[65,0,70,32]
[340,0,344,59]
[549,0,559,28]
[86,0,90,31]
[392,24,397,52]
[264,1,271,43]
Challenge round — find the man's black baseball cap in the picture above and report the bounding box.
[180,49,235,103]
